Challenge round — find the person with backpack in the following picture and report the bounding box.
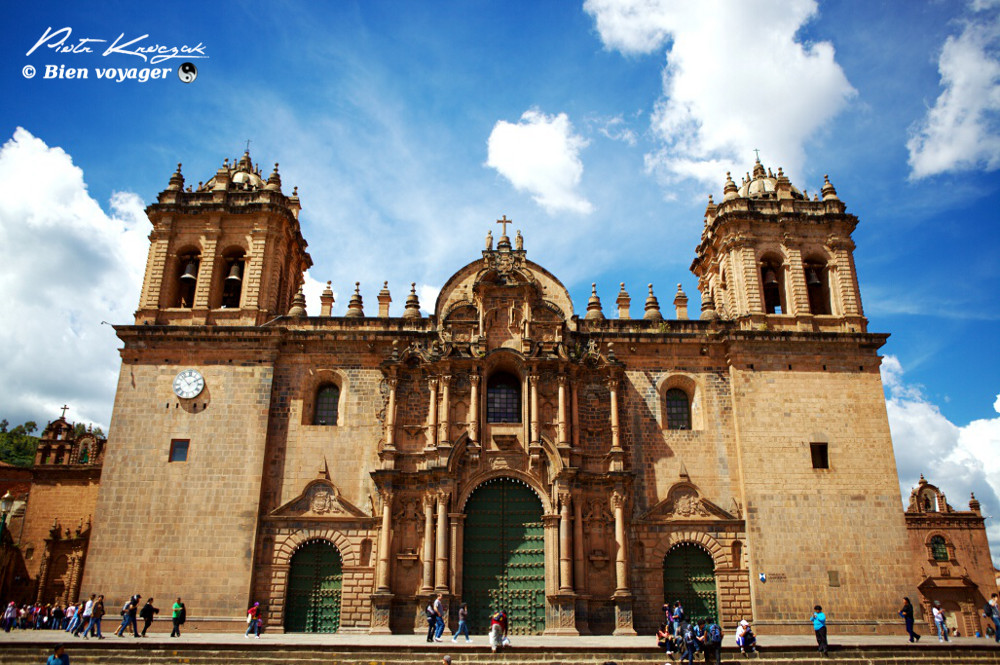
[693,619,707,656]
[488,609,508,653]
[424,597,437,643]
[983,594,1000,644]
[114,596,138,637]
[680,621,697,664]
[656,622,677,661]
[244,602,261,638]
[672,601,685,634]
[811,605,828,656]
[139,598,159,637]
[704,620,724,665]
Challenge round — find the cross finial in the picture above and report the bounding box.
[60,405,69,418]
[496,215,512,237]
[245,139,252,153]
[753,148,760,162]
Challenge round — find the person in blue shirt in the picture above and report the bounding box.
[811,605,828,656]
[46,644,69,665]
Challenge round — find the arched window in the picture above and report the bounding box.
[930,536,949,561]
[665,388,692,430]
[487,372,521,423]
[314,384,340,426]
[804,260,831,315]
[174,252,200,308]
[760,259,786,314]
[220,251,245,309]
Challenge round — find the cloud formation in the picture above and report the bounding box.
[907,10,1000,179]
[883,356,1000,562]
[584,0,856,186]
[486,109,593,215]
[0,128,147,429]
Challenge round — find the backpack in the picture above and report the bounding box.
[707,623,722,644]
[683,625,694,643]
[425,605,435,619]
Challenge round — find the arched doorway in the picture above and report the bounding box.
[284,540,342,633]
[463,478,545,635]
[663,543,718,623]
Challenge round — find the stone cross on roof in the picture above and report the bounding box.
[496,215,512,237]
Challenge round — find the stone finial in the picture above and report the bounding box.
[516,229,523,251]
[643,284,663,321]
[402,282,422,319]
[723,171,738,200]
[345,282,364,318]
[320,281,335,317]
[585,283,605,321]
[775,166,793,199]
[377,281,392,317]
[700,289,718,320]
[674,283,689,320]
[287,287,307,317]
[266,162,282,191]
[969,492,981,514]
[167,163,184,191]
[485,230,493,251]
[291,186,299,197]
[821,174,839,201]
[616,282,631,319]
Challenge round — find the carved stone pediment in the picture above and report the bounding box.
[642,484,738,522]
[269,479,369,520]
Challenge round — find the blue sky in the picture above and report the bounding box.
[1,1,998,557]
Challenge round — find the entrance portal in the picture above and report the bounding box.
[663,542,718,623]
[462,479,545,635]
[284,540,342,633]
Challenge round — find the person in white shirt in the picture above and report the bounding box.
[932,601,949,642]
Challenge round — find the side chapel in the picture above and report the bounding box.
[77,152,991,635]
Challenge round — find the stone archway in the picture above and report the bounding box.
[284,540,343,633]
[663,542,718,623]
[462,478,545,635]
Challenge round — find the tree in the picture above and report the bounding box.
[0,420,40,467]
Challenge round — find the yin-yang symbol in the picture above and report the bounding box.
[178,62,198,83]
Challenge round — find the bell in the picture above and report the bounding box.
[226,262,243,282]
[763,268,778,286]
[180,261,198,281]
[806,267,822,286]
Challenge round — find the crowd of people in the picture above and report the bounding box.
[1,595,186,639]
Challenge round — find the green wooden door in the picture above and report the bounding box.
[663,543,718,623]
[284,540,342,633]
[463,479,546,635]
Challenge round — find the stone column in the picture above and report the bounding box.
[439,375,451,446]
[573,495,586,595]
[469,373,480,443]
[608,378,621,450]
[376,490,393,592]
[542,514,560,597]
[449,513,464,595]
[427,378,438,449]
[67,552,83,604]
[421,494,435,592]
[435,492,450,592]
[193,232,219,309]
[385,376,397,449]
[529,374,540,444]
[557,375,569,447]
[571,379,580,448]
[611,490,628,593]
[559,493,573,593]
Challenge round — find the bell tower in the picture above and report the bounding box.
[690,158,866,333]
[135,151,312,326]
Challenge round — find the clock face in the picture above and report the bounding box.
[173,369,205,399]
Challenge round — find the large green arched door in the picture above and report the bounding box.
[284,540,342,633]
[663,543,718,623]
[463,479,546,635]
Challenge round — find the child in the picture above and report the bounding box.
[736,619,759,657]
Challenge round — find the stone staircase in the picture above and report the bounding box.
[2,644,1000,665]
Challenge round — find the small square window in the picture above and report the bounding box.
[810,442,829,469]
[169,439,189,463]
[828,570,840,587]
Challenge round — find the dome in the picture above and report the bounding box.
[202,150,267,191]
[736,158,804,200]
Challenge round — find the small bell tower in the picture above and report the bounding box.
[135,152,312,326]
[690,158,866,333]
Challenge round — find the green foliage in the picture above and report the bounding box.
[0,420,39,467]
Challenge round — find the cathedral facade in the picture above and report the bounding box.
[80,153,930,635]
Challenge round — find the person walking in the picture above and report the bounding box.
[899,597,920,642]
[85,595,104,639]
[984,593,1000,644]
[704,619,723,665]
[488,609,508,653]
[433,594,446,642]
[811,605,828,656]
[245,602,261,638]
[671,601,685,635]
[46,644,69,665]
[139,598,159,637]
[170,598,185,637]
[679,620,696,664]
[452,602,471,643]
[62,603,77,634]
[932,601,949,642]
[424,597,437,643]
[73,596,94,637]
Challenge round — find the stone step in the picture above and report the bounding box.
[1,645,999,665]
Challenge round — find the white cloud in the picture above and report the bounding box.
[907,14,1000,178]
[584,0,856,186]
[595,114,638,146]
[0,128,147,429]
[486,109,594,215]
[883,355,1000,563]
